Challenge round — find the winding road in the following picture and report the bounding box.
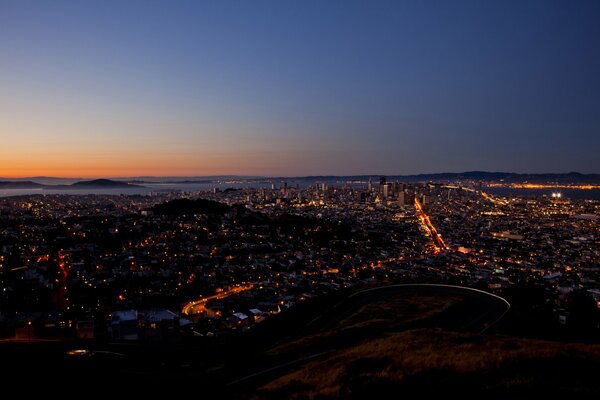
[182,284,253,317]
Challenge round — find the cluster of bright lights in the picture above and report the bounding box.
[551,192,562,199]
[182,284,253,316]
[414,198,447,253]
[487,183,599,190]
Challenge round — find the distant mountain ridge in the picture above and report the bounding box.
[278,171,600,184]
[124,171,600,184]
[0,181,44,189]
[396,171,600,183]
[0,178,142,189]
[1,172,600,188]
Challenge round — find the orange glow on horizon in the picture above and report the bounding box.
[0,158,220,178]
[0,127,360,178]
[0,165,267,179]
[0,151,320,178]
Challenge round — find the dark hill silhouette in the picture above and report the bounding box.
[69,179,138,188]
[151,198,230,215]
[0,181,44,189]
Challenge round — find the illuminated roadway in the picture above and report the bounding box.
[414,197,447,253]
[479,190,509,206]
[182,284,253,317]
[443,185,508,206]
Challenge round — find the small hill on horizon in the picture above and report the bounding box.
[69,179,139,188]
[0,181,44,189]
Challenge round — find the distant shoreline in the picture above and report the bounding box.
[2,171,600,187]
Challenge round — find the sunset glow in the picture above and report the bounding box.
[1,1,599,178]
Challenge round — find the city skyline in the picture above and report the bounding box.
[2,1,600,178]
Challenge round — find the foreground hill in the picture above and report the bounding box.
[1,285,599,398]
[231,285,599,399]
[253,329,600,399]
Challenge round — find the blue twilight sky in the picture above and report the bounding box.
[1,0,599,177]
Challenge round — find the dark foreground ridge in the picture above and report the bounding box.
[2,284,598,398]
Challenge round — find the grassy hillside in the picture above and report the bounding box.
[253,328,600,399]
[234,287,600,399]
[3,285,598,398]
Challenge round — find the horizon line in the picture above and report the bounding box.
[1,170,598,181]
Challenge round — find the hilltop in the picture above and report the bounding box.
[0,181,44,189]
[68,179,139,188]
[1,284,599,398]
[234,285,600,399]
[151,198,231,215]
[251,329,600,399]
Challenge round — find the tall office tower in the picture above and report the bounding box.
[405,190,415,205]
[379,177,386,194]
[281,181,288,197]
[382,183,390,199]
[368,178,373,192]
[397,191,406,206]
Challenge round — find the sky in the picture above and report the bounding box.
[1,0,599,178]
